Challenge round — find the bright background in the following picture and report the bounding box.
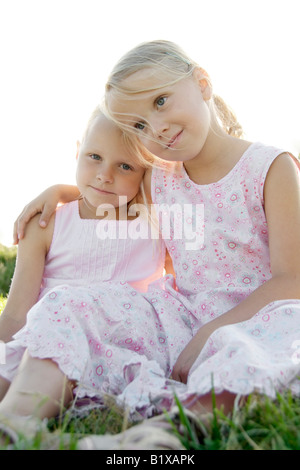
[1,0,299,246]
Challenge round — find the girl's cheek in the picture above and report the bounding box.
[140,137,159,155]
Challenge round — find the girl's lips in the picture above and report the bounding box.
[91,186,114,195]
[167,130,183,149]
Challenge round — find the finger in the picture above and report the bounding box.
[15,206,40,240]
[180,373,188,384]
[38,204,55,228]
[13,207,28,244]
[171,366,187,384]
[171,367,180,382]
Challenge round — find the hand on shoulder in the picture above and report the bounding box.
[13,184,80,244]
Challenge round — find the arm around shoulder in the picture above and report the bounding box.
[13,184,80,243]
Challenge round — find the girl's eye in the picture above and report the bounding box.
[134,122,145,131]
[156,96,167,107]
[90,153,101,160]
[121,163,132,171]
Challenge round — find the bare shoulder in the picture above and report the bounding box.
[19,212,55,254]
[263,151,300,236]
[267,152,300,177]
[264,152,300,196]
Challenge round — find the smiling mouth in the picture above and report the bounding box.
[167,130,183,149]
[91,186,115,195]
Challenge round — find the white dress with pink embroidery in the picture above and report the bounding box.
[143,142,300,406]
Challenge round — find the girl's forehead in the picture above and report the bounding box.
[84,119,140,165]
[89,114,126,142]
[117,68,174,94]
[84,117,121,147]
[108,93,150,122]
[108,70,176,116]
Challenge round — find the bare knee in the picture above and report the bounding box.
[0,351,75,418]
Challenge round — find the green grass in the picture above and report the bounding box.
[0,244,16,296]
[1,391,299,450]
[0,295,7,312]
[1,298,300,450]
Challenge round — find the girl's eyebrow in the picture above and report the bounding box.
[134,85,170,102]
[84,147,101,155]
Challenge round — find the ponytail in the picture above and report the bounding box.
[212,94,244,138]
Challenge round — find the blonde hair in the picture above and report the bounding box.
[105,39,243,139]
[81,105,103,143]
[82,104,159,169]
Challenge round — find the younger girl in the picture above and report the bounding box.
[0,107,191,443]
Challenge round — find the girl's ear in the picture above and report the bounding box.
[193,67,213,101]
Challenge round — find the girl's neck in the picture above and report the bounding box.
[78,198,138,221]
[184,130,251,185]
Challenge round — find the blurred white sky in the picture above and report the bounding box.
[0,0,299,245]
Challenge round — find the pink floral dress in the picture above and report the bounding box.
[145,142,300,407]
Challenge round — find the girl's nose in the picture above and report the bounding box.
[150,116,169,139]
[96,167,114,183]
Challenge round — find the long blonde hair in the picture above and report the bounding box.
[105,39,243,141]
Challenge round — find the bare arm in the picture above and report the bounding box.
[13,184,80,244]
[172,153,300,382]
[164,250,176,276]
[1,214,54,342]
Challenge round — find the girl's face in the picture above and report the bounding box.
[108,68,212,163]
[76,115,145,211]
